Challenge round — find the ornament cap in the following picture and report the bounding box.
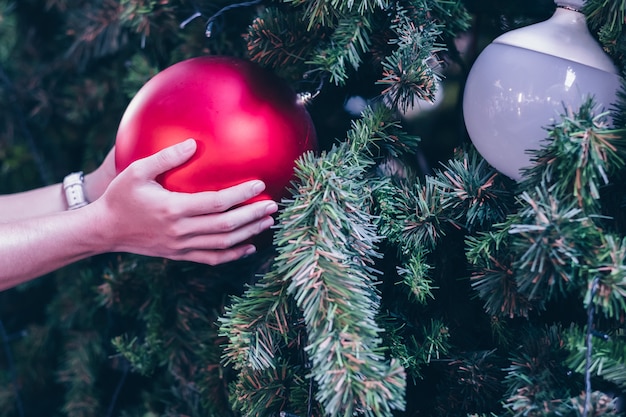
[493,5,617,74]
[555,0,585,11]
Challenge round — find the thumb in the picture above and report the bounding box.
[135,138,197,179]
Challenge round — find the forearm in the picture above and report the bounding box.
[0,171,109,221]
[0,208,106,291]
[0,182,66,220]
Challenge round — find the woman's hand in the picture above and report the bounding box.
[91,139,278,265]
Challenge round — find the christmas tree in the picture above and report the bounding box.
[1,0,626,416]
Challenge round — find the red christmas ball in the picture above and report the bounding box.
[115,55,317,204]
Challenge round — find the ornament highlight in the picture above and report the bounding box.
[115,55,317,203]
[462,0,622,180]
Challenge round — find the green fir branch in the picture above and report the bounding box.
[432,147,515,231]
[502,325,582,417]
[584,234,626,319]
[223,107,412,417]
[466,219,537,319]
[612,80,626,129]
[110,335,160,376]
[57,331,105,417]
[230,361,316,417]
[566,325,626,390]
[0,2,16,64]
[568,391,621,416]
[396,246,435,304]
[446,350,505,413]
[110,261,169,376]
[378,3,444,113]
[376,177,448,256]
[119,0,177,39]
[274,108,407,417]
[509,186,600,305]
[584,0,626,65]
[51,269,109,417]
[521,98,626,214]
[245,7,326,77]
[307,9,375,85]
[220,272,297,372]
[381,316,449,381]
[283,0,388,28]
[422,0,472,37]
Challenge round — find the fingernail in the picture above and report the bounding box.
[261,217,275,229]
[252,181,266,194]
[245,245,257,256]
[264,201,278,214]
[181,138,196,151]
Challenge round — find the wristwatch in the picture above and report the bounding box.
[63,171,89,210]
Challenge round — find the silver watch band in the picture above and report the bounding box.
[63,171,89,210]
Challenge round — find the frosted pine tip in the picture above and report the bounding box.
[298,91,320,105]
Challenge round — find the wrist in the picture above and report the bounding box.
[63,172,89,210]
[84,166,115,203]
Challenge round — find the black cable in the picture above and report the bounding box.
[105,360,130,417]
[583,276,600,417]
[205,0,263,37]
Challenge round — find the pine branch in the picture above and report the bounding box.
[307,9,375,85]
[568,391,621,416]
[432,147,515,231]
[57,331,105,417]
[377,3,444,113]
[520,98,626,215]
[220,271,297,372]
[119,0,178,40]
[52,269,109,417]
[64,0,129,68]
[566,325,626,391]
[444,350,505,414]
[278,149,404,417]
[222,107,414,417]
[584,234,626,319]
[466,226,535,319]
[230,360,316,417]
[108,260,169,376]
[246,7,325,74]
[584,0,626,67]
[502,325,582,417]
[509,186,601,306]
[422,0,472,37]
[395,247,435,304]
[283,0,388,29]
[273,107,407,417]
[380,316,449,381]
[376,177,448,255]
[219,249,320,417]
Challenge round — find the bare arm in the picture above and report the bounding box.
[0,139,278,290]
[0,148,114,220]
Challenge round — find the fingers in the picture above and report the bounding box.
[174,199,277,237]
[133,138,197,179]
[173,180,270,216]
[166,213,276,265]
[180,212,275,251]
[181,244,258,266]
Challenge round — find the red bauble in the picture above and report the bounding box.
[115,56,317,204]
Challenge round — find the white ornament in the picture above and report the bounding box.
[462,0,622,180]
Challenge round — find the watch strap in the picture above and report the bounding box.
[63,171,89,210]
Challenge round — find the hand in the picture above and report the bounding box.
[91,139,278,265]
